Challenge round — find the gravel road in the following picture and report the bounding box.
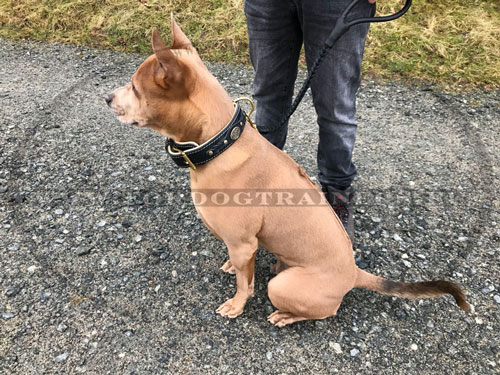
[1,39,499,374]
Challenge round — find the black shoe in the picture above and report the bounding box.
[321,184,355,242]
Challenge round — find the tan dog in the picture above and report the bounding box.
[106,19,469,326]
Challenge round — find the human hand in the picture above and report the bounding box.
[368,0,376,3]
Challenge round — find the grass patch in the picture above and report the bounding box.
[0,0,248,59]
[364,0,500,89]
[1,0,499,90]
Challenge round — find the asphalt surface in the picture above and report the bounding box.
[0,39,499,374]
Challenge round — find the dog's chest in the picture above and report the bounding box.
[193,204,223,240]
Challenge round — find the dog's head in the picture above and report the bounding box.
[106,17,231,141]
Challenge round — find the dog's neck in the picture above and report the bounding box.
[154,63,233,146]
[191,73,234,144]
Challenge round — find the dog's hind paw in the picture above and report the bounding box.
[267,310,307,327]
[220,259,236,274]
[216,298,244,318]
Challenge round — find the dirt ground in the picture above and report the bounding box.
[1,39,499,374]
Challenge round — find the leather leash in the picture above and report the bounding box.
[266,0,412,133]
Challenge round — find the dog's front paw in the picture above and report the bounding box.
[220,259,236,274]
[216,298,244,318]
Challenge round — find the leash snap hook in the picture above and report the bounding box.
[234,97,257,129]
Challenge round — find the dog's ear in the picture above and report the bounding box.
[152,27,173,61]
[152,28,184,86]
[170,14,192,50]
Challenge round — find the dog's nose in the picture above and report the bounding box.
[105,94,114,107]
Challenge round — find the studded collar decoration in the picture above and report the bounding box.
[165,104,247,169]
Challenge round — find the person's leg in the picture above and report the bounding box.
[301,0,374,187]
[244,0,303,149]
[300,0,375,239]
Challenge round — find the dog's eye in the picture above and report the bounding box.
[131,81,141,98]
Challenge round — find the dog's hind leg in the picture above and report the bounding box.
[267,267,343,326]
[270,258,289,275]
[216,238,258,318]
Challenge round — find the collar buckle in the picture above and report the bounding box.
[168,145,197,170]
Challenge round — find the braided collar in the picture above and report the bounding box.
[165,104,247,169]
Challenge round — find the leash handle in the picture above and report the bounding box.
[270,0,412,133]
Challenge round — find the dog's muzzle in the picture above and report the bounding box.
[105,94,114,107]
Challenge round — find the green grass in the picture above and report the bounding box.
[1,0,499,90]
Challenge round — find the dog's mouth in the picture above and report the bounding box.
[112,110,140,127]
[119,117,140,127]
[122,118,142,127]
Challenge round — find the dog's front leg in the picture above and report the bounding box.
[216,239,257,318]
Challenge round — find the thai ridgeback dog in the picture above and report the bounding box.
[106,17,469,326]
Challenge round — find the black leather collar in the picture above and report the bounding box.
[165,104,247,169]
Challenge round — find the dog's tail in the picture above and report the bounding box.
[354,267,470,311]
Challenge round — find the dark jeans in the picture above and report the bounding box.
[244,0,374,189]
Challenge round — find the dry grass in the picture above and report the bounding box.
[1,0,499,90]
[364,0,500,89]
[0,0,248,61]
